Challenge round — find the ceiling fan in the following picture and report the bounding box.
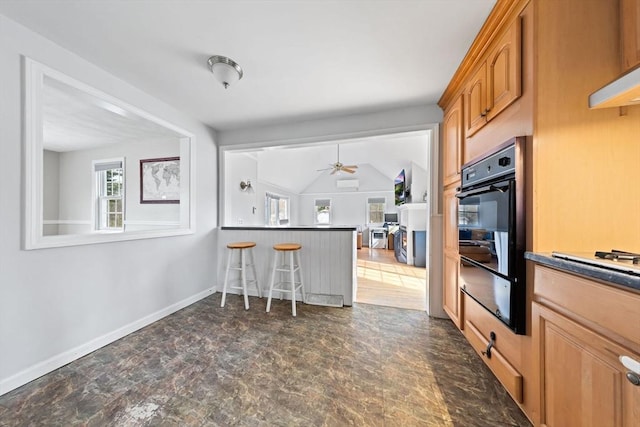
[318,145,358,175]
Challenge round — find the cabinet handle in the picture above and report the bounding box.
[482,331,496,359]
[620,356,640,386]
[626,372,640,386]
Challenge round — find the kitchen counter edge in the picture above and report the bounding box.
[525,252,640,292]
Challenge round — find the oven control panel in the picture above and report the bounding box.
[462,144,516,188]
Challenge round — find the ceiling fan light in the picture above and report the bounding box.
[208,55,243,89]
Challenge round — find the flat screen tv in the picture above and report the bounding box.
[384,213,399,224]
[394,169,406,206]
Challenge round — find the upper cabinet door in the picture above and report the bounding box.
[464,17,522,138]
[621,0,640,71]
[443,95,464,186]
[487,17,522,121]
[465,62,487,137]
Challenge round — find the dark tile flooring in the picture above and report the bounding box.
[0,294,531,426]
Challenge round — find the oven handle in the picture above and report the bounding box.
[456,183,510,199]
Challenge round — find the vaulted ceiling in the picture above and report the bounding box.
[225,131,429,194]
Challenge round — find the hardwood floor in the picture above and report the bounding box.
[355,247,427,311]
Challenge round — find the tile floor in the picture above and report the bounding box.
[0,294,531,426]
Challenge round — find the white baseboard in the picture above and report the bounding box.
[0,288,214,396]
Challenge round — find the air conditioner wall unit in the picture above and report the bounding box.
[336,179,359,188]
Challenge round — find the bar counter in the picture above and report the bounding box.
[218,226,358,306]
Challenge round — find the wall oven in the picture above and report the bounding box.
[456,137,526,334]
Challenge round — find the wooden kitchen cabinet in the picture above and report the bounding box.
[443,185,459,252]
[533,303,640,427]
[621,0,640,71]
[443,252,462,329]
[532,265,640,427]
[465,17,522,137]
[465,62,487,137]
[443,184,462,329]
[463,294,524,403]
[442,95,464,186]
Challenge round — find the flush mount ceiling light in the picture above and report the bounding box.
[207,55,243,89]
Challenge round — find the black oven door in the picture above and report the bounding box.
[456,177,524,333]
[457,178,514,278]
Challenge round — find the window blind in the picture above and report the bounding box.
[94,161,123,172]
[266,191,286,200]
[367,197,386,204]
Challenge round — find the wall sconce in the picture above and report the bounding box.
[239,180,253,192]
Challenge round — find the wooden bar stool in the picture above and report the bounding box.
[266,243,306,316]
[221,241,261,310]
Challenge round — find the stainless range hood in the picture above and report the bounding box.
[589,66,640,109]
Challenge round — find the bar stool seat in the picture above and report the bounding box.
[221,241,261,310]
[266,243,306,316]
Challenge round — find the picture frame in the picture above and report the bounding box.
[139,157,180,204]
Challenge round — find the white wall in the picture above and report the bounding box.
[408,162,428,203]
[224,152,257,225]
[0,15,218,395]
[217,105,443,147]
[299,192,394,225]
[224,151,302,226]
[299,164,395,244]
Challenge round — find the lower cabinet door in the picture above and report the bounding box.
[533,302,640,427]
[443,252,462,329]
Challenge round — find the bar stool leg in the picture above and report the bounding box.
[290,251,297,317]
[248,248,261,298]
[266,252,278,313]
[221,249,233,307]
[241,249,250,310]
[296,250,306,303]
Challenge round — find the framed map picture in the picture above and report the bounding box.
[140,157,180,204]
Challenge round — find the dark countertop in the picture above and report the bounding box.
[525,252,640,292]
[221,226,358,231]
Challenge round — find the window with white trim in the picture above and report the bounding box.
[265,192,289,226]
[367,197,385,224]
[314,199,331,225]
[94,159,124,231]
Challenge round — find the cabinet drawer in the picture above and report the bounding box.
[534,265,640,351]
[465,320,523,403]
[464,294,522,363]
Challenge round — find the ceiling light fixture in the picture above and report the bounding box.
[207,55,243,89]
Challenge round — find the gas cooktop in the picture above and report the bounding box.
[552,250,640,276]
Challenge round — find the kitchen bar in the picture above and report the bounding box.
[218,226,358,306]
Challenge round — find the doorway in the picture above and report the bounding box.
[219,125,443,317]
[355,248,427,311]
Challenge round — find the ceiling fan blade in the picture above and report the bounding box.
[330,169,338,175]
[342,168,356,174]
[342,165,358,169]
[316,167,332,171]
